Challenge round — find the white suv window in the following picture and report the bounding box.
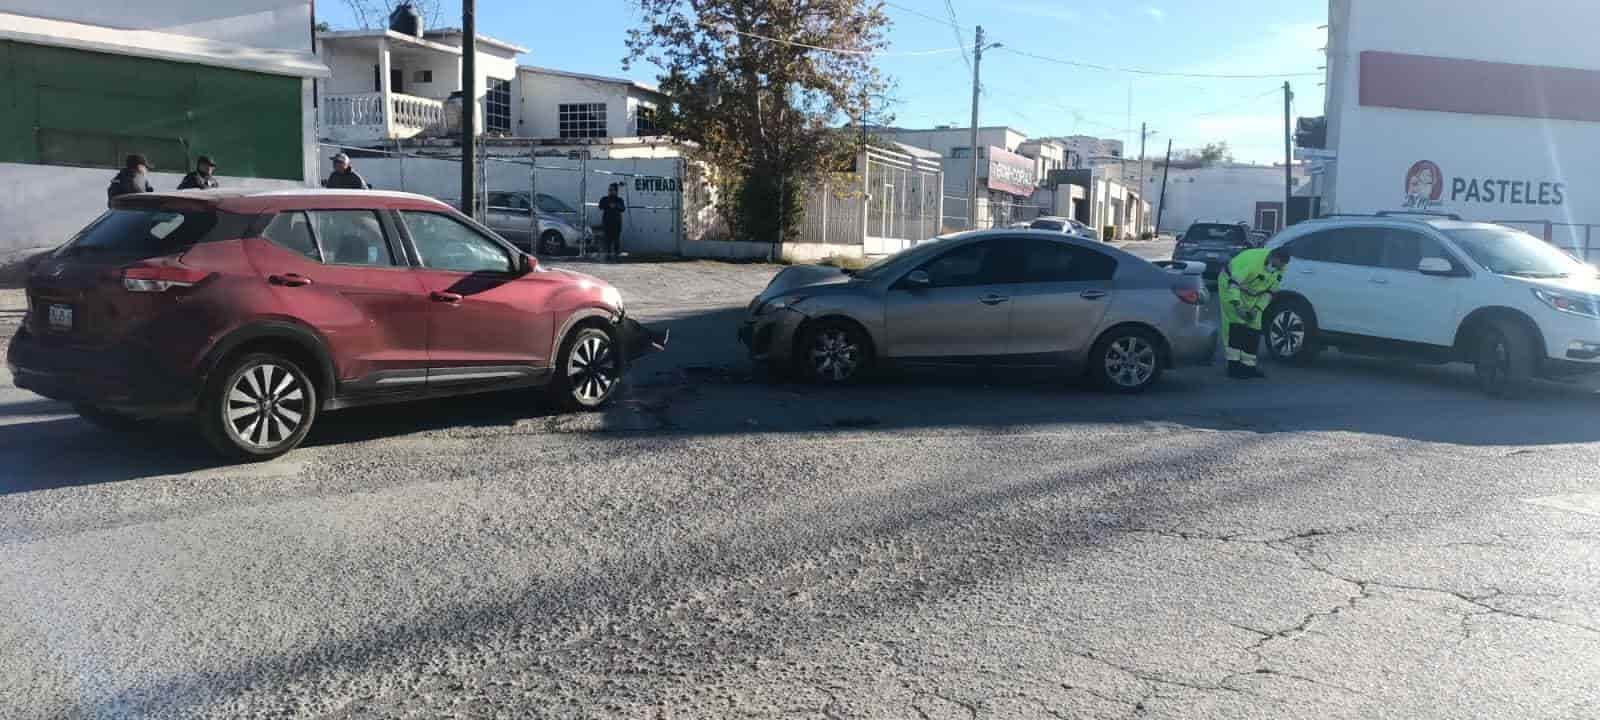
[1381,229,1454,272]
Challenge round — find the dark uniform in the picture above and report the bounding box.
[107,168,152,203]
[325,168,370,190]
[598,192,626,256]
[177,171,218,190]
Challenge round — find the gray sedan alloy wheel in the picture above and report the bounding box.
[1103,335,1158,389]
[805,322,867,384]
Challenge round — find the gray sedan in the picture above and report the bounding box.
[738,230,1217,392]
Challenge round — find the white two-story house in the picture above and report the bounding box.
[317,27,526,145]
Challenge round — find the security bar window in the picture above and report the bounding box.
[486,78,512,133]
[558,103,608,138]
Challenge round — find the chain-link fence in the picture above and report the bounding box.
[318,143,694,256]
[798,146,943,255]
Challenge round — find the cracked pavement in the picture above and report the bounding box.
[4,245,1600,718]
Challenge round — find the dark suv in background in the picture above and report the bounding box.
[1172,222,1256,284]
[7,190,663,460]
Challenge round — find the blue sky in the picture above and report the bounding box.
[320,1,1328,164]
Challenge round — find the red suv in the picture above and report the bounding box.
[7,190,663,460]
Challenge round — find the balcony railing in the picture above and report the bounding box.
[321,91,446,142]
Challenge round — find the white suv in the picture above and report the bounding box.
[1263,213,1600,395]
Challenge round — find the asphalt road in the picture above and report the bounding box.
[4,241,1600,719]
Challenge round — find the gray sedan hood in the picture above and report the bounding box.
[758,264,855,300]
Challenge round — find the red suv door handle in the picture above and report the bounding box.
[430,291,463,304]
[268,273,312,287]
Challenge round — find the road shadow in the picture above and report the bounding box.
[80,432,1306,719]
[0,417,231,495]
[6,305,1600,497]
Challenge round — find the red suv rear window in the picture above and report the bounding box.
[60,209,251,260]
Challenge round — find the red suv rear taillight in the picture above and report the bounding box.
[1172,286,1204,305]
[122,265,212,293]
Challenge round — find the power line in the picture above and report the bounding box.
[719,27,968,56]
[882,1,965,29]
[941,0,973,74]
[997,47,1324,80]
[1189,87,1284,118]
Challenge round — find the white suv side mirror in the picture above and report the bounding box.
[1418,257,1454,276]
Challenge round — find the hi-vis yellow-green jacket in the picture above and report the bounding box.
[1218,248,1283,329]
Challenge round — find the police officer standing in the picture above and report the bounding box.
[177,155,220,190]
[1219,246,1291,379]
[597,183,627,260]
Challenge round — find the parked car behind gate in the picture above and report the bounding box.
[7,190,664,460]
[739,230,1215,393]
[1262,212,1600,395]
[482,190,593,256]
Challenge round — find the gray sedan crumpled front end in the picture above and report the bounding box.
[739,231,1218,391]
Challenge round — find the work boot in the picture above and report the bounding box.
[1226,361,1250,379]
[1242,365,1267,379]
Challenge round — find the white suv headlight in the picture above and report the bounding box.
[1532,288,1600,319]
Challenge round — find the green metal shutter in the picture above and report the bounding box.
[0,41,303,181]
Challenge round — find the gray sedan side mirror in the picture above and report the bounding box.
[1417,257,1453,276]
[905,270,931,288]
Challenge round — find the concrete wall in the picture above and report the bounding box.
[0,163,304,252]
[1150,165,1299,233]
[1326,0,1600,249]
[518,71,661,139]
[7,0,314,52]
[881,128,1025,157]
[327,154,691,255]
[322,42,377,94]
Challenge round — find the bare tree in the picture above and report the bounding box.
[339,0,447,30]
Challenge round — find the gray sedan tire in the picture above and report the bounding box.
[1088,327,1163,394]
[798,319,873,385]
[539,230,567,256]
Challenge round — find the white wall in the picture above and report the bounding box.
[1149,166,1299,233]
[1327,0,1600,244]
[322,43,377,94]
[881,128,1024,157]
[326,155,690,255]
[7,0,313,52]
[518,71,646,139]
[0,163,304,252]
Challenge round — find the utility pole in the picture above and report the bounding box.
[1283,80,1293,231]
[1137,123,1153,234]
[460,0,478,220]
[967,25,985,230]
[1156,138,1172,235]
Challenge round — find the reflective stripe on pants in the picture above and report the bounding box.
[1227,322,1260,367]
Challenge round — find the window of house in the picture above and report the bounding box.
[414,70,433,83]
[558,103,608,139]
[636,106,659,136]
[486,78,512,134]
